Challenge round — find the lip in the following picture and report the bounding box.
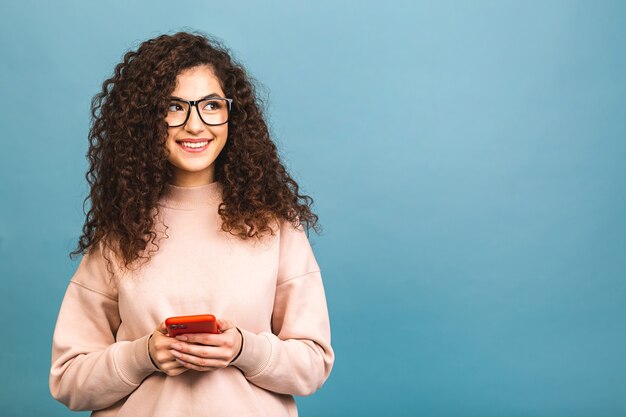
[176,139,212,153]
[177,138,212,143]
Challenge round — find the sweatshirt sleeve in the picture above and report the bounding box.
[230,220,335,396]
[49,242,159,411]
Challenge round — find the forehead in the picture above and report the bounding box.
[171,65,224,99]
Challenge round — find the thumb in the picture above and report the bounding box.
[157,321,168,334]
[217,319,234,332]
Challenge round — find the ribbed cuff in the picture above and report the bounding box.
[229,328,272,377]
[113,333,159,385]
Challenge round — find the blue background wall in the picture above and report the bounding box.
[1,1,625,416]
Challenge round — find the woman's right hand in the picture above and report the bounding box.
[148,322,189,376]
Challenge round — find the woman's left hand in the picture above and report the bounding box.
[169,319,243,371]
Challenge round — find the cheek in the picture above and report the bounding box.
[210,125,228,140]
[216,128,229,149]
[208,126,228,152]
[164,137,179,162]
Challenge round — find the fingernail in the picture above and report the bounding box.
[171,350,181,357]
[171,343,182,350]
[175,336,187,341]
[176,359,186,365]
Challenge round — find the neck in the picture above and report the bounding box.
[160,180,222,210]
[171,167,216,187]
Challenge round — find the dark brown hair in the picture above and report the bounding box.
[69,30,320,272]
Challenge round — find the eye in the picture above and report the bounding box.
[203,100,223,111]
[168,102,183,112]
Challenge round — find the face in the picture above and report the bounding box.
[164,65,229,186]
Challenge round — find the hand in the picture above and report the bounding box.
[169,319,243,372]
[148,322,189,376]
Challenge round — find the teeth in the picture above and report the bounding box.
[181,141,209,148]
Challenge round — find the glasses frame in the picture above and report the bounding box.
[166,96,233,127]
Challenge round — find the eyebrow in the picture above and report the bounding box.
[169,93,223,101]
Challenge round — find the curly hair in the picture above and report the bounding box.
[69,30,321,272]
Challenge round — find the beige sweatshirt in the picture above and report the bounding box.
[49,181,334,417]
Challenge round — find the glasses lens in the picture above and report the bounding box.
[166,100,189,127]
[165,99,230,127]
[198,99,229,125]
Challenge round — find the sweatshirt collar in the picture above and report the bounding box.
[160,180,223,210]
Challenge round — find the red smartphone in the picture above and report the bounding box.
[165,314,219,337]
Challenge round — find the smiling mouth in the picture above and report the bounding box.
[176,139,212,152]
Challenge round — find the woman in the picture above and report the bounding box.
[49,30,334,417]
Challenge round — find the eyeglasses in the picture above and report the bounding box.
[166,96,233,127]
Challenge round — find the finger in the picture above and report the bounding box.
[152,334,182,352]
[159,359,186,371]
[157,321,168,334]
[153,331,187,346]
[171,350,229,368]
[217,319,234,332]
[171,342,229,360]
[175,333,225,346]
[176,359,218,372]
[153,348,181,364]
[166,366,190,376]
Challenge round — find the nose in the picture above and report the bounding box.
[184,103,206,133]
